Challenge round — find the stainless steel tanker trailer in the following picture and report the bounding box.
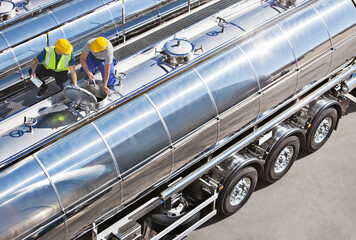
[1,0,356,239]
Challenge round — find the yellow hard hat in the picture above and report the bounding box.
[90,37,108,53]
[55,39,73,55]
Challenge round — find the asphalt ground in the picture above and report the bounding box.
[187,100,356,240]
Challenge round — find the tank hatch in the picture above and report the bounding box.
[162,38,195,66]
[64,86,97,112]
[64,82,108,112]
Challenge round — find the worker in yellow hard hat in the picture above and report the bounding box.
[30,39,78,98]
[80,37,117,94]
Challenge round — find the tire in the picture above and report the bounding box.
[141,217,159,240]
[217,167,258,216]
[147,197,200,233]
[305,108,337,153]
[263,136,300,183]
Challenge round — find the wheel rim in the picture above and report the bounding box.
[229,177,251,206]
[162,202,185,217]
[314,117,332,144]
[274,146,294,174]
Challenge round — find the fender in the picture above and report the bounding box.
[308,96,342,131]
[212,151,263,186]
[254,122,305,160]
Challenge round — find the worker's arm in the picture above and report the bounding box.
[30,57,39,78]
[80,51,94,81]
[103,63,111,94]
[69,65,77,86]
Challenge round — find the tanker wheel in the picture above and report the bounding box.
[217,167,258,216]
[263,135,300,183]
[305,108,337,153]
[143,196,200,235]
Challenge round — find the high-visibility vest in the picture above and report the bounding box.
[43,46,71,72]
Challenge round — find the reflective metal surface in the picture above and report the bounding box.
[160,64,356,201]
[230,177,251,206]
[313,116,332,144]
[35,123,122,239]
[313,0,356,45]
[172,119,218,172]
[195,46,259,114]
[35,124,119,209]
[60,4,120,54]
[0,0,211,91]
[0,34,47,90]
[94,96,171,174]
[0,49,22,90]
[65,181,122,239]
[194,44,260,142]
[1,11,57,48]
[51,0,104,25]
[313,0,356,72]
[95,95,172,203]
[0,156,65,240]
[218,94,260,142]
[278,6,332,91]
[1,0,356,239]
[122,148,172,203]
[64,86,97,107]
[147,70,216,142]
[239,26,297,114]
[274,146,294,173]
[228,2,280,36]
[35,110,77,128]
[163,38,195,65]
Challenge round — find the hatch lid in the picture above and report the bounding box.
[64,86,97,106]
[163,38,194,56]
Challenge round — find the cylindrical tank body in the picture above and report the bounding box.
[0,0,356,239]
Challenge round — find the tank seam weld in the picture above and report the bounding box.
[236,45,262,118]
[275,23,300,94]
[311,5,334,75]
[144,94,174,176]
[33,154,69,239]
[90,122,124,203]
[193,67,220,145]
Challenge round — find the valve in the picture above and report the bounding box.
[217,17,228,33]
[24,116,37,134]
[115,71,127,87]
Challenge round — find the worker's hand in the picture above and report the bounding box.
[31,72,36,79]
[103,85,110,95]
[87,72,95,81]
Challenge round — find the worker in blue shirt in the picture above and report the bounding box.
[30,39,78,98]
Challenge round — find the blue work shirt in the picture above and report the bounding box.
[37,49,75,66]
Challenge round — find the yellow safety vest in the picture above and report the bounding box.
[43,46,71,72]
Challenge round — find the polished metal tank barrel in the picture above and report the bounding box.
[0,0,355,239]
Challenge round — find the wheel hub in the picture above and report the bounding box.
[274,146,294,173]
[161,202,186,217]
[229,177,251,206]
[314,117,332,144]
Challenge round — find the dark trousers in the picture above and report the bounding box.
[30,64,70,90]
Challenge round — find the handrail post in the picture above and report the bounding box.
[122,0,126,43]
